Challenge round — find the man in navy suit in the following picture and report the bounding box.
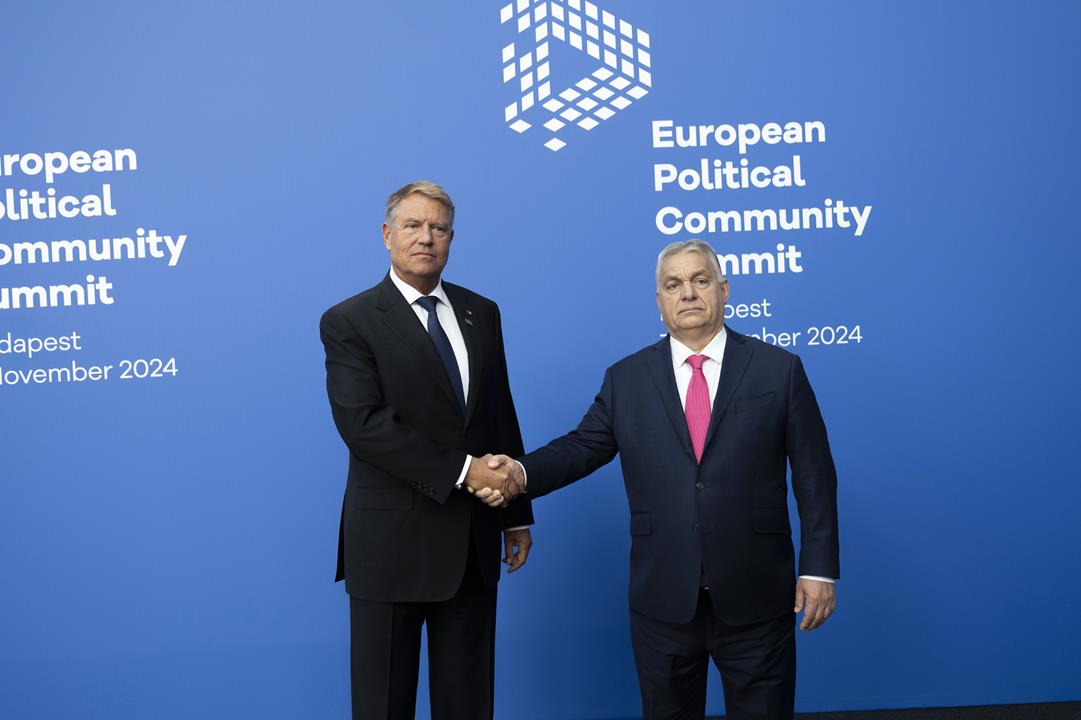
[489,239,839,720]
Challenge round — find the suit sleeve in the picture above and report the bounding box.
[320,307,465,504]
[519,367,620,499]
[786,355,840,579]
[490,304,534,529]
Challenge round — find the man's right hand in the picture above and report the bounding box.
[464,454,525,507]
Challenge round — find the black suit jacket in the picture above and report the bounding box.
[321,273,533,603]
[521,328,838,625]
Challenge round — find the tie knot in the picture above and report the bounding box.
[686,354,708,371]
[415,295,439,313]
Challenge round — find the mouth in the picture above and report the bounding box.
[679,307,704,315]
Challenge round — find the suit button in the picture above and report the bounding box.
[695,482,705,490]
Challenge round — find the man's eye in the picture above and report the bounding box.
[666,283,678,291]
[695,278,709,286]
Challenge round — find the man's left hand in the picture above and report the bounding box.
[502,528,532,573]
[794,578,836,631]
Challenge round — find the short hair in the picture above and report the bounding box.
[385,180,456,227]
[655,239,724,287]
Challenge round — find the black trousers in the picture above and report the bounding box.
[349,540,496,720]
[630,589,796,720]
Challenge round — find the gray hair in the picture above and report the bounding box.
[655,239,724,287]
[385,180,456,227]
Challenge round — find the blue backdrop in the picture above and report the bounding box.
[2,1,1079,718]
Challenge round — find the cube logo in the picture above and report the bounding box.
[500,0,652,152]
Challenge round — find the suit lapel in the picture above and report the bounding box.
[444,283,482,426]
[703,327,753,451]
[375,274,462,416]
[645,337,696,463]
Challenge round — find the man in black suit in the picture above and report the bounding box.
[490,239,839,720]
[320,180,533,719]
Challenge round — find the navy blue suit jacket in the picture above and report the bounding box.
[521,327,839,625]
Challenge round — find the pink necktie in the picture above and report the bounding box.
[685,354,711,463]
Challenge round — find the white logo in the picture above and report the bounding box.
[500,0,652,152]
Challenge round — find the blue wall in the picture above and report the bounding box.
[2,1,1079,718]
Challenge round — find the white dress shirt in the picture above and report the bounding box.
[669,327,834,585]
[669,328,727,409]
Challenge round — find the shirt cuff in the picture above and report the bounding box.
[515,460,527,489]
[798,575,835,583]
[504,526,529,531]
[455,455,472,489]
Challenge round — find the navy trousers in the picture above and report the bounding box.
[630,588,796,720]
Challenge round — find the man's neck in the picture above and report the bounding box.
[671,326,724,353]
[391,267,439,296]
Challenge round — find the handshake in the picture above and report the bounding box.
[464,454,525,508]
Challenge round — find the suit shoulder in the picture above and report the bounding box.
[442,282,506,327]
[607,338,667,375]
[442,281,498,310]
[735,328,804,358]
[738,331,797,360]
[323,284,382,316]
[730,328,806,376]
[320,284,381,327]
[601,330,804,379]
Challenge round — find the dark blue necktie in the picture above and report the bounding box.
[415,295,466,414]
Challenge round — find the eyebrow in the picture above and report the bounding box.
[400,216,447,226]
[663,272,709,282]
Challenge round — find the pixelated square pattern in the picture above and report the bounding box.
[500,0,651,151]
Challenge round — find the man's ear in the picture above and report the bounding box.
[382,223,392,250]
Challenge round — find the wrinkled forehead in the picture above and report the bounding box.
[394,193,453,223]
[660,250,717,280]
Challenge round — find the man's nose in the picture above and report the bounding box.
[417,225,433,243]
[680,282,698,299]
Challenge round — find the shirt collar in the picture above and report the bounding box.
[669,326,727,368]
[389,267,450,308]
